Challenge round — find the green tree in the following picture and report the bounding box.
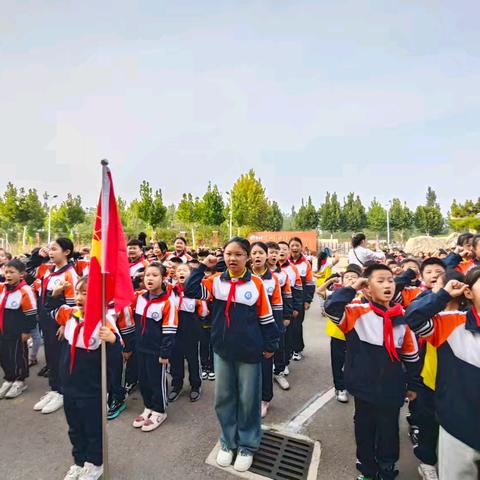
[50,194,86,235]
[176,193,201,247]
[449,198,480,232]
[282,206,296,231]
[136,180,153,225]
[0,182,19,225]
[165,203,176,229]
[117,197,128,228]
[426,186,438,207]
[389,198,414,242]
[134,181,166,230]
[295,196,319,230]
[341,193,367,233]
[0,184,46,235]
[230,170,270,229]
[150,189,167,229]
[319,192,342,237]
[414,187,444,235]
[263,201,283,231]
[176,193,199,226]
[22,189,47,233]
[367,198,387,237]
[198,183,225,226]
[123,199,146,237]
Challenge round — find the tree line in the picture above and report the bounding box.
[1,170,479,246]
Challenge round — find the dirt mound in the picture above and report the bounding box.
[404,233,459,255]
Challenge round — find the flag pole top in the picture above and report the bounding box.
[101,159,109,166]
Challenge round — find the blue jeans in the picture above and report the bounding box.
[30,324,42,359]
[214,353,262,453]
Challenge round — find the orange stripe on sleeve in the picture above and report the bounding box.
[252,276,274,319]
[340,304,371,334]
[427,312,467,348]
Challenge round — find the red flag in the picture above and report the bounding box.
[83,165,134,345]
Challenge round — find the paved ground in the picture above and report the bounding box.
[0,301,420,480]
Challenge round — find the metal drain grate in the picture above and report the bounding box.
[250,430,314,480]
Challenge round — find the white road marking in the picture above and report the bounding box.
[286,387,336,433]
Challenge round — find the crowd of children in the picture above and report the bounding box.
[1,231,479,480]
[0,235,314,479]
[320,232,480,480]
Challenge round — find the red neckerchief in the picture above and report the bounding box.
[419,282,430,292]
[140,290,170,335]
[289,255,305,266]
[41,265,69,304]
[130,257,146,268]
[174,283,184,310]
[0,281,27,333]
[69,311,84,374]
[369,302,404,362]
[225,271,247,329]
[472,306,480,328]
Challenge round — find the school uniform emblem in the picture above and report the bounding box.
[267,287,274,295]
[11,300,18,308]
[245,291,253,300]
[152,311,160,320]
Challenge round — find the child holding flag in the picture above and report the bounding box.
[56,276,121,480]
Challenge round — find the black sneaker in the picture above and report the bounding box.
[190,388,201,402]
[107,399,127,420]
[38,366,50,377]
[168,389,182,402]
[125,382,138,395]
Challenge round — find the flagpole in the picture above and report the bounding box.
[100,159,110,480]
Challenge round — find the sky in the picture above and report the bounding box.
[1,0,479,214]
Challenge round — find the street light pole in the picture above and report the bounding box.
[386,207,390,246]
[386,200,392,247]
[47,194,58,244]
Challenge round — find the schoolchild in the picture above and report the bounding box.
[184,237,279,472]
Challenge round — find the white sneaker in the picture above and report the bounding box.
[0,381,13,399]
[418,463,438,480]
[141,411,167,432]
[335,389,349,403]
[34,391,56,411]
[274,373,290,390]
[283,366,290,376]
[78,462,103,480]
[41,392,63,413]
[5,381,27,399]
[233,450,254,472]
[132,408,151,428]
[292,352,302,361]
[216,445,234,467]
[261,401,269,418]
[63,464,84,480]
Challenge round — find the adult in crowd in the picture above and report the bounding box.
[347,233,385,268]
